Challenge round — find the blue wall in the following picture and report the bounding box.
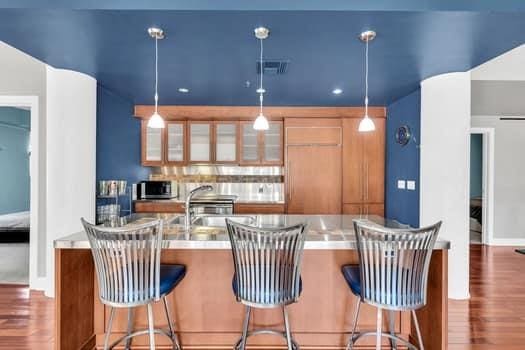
[470,134,483,198]
[385,89,421,227]
[0,107,30,215]
[96,85,150,211]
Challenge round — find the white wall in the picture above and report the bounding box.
[471,116,525,244]
[471,44,525,81]
[45,67,97,296]
[0,42,47,289]
[420,72,471,300]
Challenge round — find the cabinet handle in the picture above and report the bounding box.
[288,161,293,202]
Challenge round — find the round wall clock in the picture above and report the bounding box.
[395,125,411,146]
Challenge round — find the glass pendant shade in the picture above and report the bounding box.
[253,113,269,130]
[147,111,165,129]
[358,115,375,132]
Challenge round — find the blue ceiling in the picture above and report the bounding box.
[0,8,525,106]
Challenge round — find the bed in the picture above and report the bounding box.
[0,211,29,243]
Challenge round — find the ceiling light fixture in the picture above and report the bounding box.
[178,88,189,93]
[253,26,270,131]
[332,88,343,95]
[358,30,376,132]
[147,27,165,129]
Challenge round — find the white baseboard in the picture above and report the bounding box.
[29,277,47,292]
[488,238,525,246]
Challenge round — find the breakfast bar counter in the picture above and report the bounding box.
[54,214,449,350]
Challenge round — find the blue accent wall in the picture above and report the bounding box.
[385,89,420,227]
[470,134,483,198]
[0,107,30,215]
[96,85,150,211]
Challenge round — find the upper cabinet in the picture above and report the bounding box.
[141,120,243,166]
[166,121,186,165]
[142,120,164,166]
[240,121,283,165]
[342,117,385,204]
[215,122,239,163]
[188,122,212,163]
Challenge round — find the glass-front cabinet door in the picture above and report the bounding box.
[166,121,186,164]
[142,120,164,166]
[262,122,283,164]
[215,122,238,163]
[240,121,260,164]
[189,122,211,163]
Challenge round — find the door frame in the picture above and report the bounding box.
[469,127,495,245]
[0,96,42,289]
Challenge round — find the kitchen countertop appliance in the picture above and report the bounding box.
[135,180,177,200]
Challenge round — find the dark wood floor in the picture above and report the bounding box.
[0,245,523,349]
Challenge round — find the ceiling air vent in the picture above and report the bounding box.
[256,60,290,75]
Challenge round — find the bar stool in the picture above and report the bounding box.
[225,219,308,350]
[81,218,185,350]
[342,220,442,350]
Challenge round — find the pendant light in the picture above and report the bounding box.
[358,30,376,132]
[253,27,270,131]
[147,27,165,129]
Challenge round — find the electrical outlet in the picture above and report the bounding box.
[397,180,406,189]
[407,180,416,191]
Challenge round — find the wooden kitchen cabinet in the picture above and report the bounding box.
[342,117,385,204]
[285,118,342,214]
[165,121,186,165]
[240,121,283,165]
[343,203,384,216]
[234,203,285,214]
[188,121,212,163]
[141,120,165,166]
[134,201,185,213]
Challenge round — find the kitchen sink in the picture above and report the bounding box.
[191,215,255,228]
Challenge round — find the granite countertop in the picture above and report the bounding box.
[55,214,450,250]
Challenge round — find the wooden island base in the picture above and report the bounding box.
[55,249,447,350]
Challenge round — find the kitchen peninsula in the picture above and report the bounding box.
[54,214,449,350]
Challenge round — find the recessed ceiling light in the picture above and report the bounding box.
[332,88,343,95]
[178,88,189,93]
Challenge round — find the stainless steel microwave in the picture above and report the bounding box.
[135,181,177,200]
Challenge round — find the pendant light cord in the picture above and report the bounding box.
[259,37,264,115]
[154,36,159,114]
[364,38,369,117]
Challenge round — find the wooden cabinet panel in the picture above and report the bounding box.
[286,145,341,214]
[342,203,384,216]
[342,118,364,203]
[134,201,184,213]
[363,118,385,203]
[286,127,341,145]
[234,203,285,214]
[342,117,384,204]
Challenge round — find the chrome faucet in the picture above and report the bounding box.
[185,185,213,231]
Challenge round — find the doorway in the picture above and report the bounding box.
[469,128,494,245]
[0,96,40,289]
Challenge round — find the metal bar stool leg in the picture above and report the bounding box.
[388,310,397,350]
[283,306,293,350]
[147,304,156,350]
[411,310,424,350]
[376,307,382,350]
[238,305,251,350]
[104,307,116,350]
[346,298,361,350]
[124,308,134,350]
[163,296,181,350]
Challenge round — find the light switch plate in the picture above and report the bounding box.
[397,180,406,189]
[407,180,416,190]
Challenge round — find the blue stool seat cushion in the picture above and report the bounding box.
[341,265,361,296]
[232,275,303,301]
[160,264,186,296]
